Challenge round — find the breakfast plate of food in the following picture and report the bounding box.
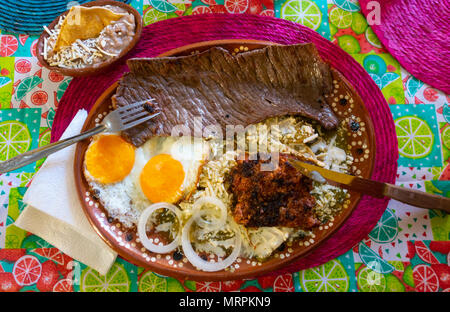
[73,39,376,281]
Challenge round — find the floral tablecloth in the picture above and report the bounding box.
[0,0,448,292]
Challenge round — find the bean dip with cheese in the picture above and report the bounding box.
[42,5,136,69]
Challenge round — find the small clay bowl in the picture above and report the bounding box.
[35,0,143,77]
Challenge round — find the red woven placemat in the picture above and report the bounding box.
[51,14,398,274]
[359,0,450,94]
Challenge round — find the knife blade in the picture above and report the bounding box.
[288,159,450,213]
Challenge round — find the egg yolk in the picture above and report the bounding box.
[85,135,135,184]
[140,154,185,203]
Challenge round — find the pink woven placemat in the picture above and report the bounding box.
[359,0,450,94]
[51,14,398,274]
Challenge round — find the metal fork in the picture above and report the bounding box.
[0,99,160,173]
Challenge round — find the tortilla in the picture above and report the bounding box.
[54,6,126,52]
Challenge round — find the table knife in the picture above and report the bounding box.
[288,159,450,213]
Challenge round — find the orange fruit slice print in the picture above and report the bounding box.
[415,241,440,265]
[192,5,212,14]
[273,274,295,292]
[31,90,48,106]
[14,59,32,74]
[12,255,42,286]
[413,264,439,292]
[0,35,19,57]
[225,0,249,13]
[53,279,74,292]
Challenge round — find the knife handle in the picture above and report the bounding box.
[384,184,450,213]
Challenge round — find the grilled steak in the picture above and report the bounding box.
[112,43,337,147]
[227,154,320,229]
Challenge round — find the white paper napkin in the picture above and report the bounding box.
[15,109,117,276]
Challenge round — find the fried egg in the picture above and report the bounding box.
[84,134,135,184]
[84,134,210,227]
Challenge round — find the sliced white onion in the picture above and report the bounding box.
[181,215,241,272]
[138,202,182,254]
[191,196,227,229]
[310,170,326,184]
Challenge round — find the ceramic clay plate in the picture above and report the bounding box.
[74,40,376,281]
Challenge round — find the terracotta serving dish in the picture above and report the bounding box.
[35,0,143,77]
[74,40,376,281]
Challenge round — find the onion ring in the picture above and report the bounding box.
[181,215,241,272]
[191,196,227,229]
[138,202,182,254]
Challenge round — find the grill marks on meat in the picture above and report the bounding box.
[112,43,337,147]
[227,154,320,229]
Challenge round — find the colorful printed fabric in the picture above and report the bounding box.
[0,0,448,292]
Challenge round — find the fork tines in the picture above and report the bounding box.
[117,98,157,114]
[118,98,160,129]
